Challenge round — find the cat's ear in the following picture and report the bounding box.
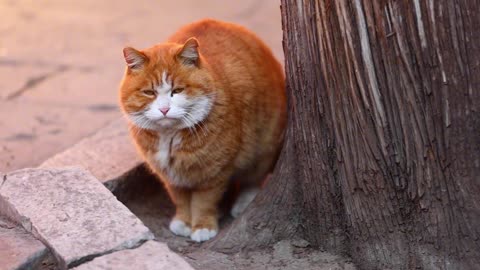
[177,38,199,66]
[123,47,147,70]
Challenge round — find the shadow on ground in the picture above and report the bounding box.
[114,165,357,270]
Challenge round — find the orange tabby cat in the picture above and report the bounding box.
[119,19,286,242]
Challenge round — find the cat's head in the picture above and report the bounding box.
[119,38,215,131]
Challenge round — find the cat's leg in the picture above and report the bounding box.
[167,186,192,237]
[190,183,226,242]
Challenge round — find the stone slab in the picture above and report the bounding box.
[0,216,52,270]
[40,118,142,189]
[0,168,154,269]
[72,241,194,270]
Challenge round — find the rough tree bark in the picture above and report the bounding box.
[211,1,480,269]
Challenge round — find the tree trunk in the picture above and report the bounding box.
[211,1,480,269]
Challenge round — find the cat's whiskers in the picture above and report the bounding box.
[180,117,196,139]
[129,112,156,135]
[189,106,211,137]
[181,115,201,141]
[184,112,209,138]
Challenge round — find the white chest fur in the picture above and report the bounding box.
[153,133,188,186]
[155,134,173,170]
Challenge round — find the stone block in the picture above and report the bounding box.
[72,241,193,270]
[40,118,142,190]
[0,216,53,270]
[0,168,153,269]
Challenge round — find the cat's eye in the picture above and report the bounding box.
[141,90,156,97]
[171,88,184,96]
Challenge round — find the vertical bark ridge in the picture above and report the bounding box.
[212,1,480,269]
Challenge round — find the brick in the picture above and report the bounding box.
[72,241,193,270]
[0,168,153,269]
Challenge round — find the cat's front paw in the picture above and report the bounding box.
[190,228,218,242]
[169,219,192,237]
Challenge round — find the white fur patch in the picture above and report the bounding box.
[127,112,156,130]
[157,71,172,93]
[230,188,259,218]
[191,228,217,242]
[153,133,191,187]
[144,71,171,122]
[155,132,174,169]
[139,70,214,130]
[169,219,191,237]
[155,133,178,178]
[182,96,213,129]
[130,69,215,132]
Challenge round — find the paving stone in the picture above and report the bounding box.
[72,241,194,270]
[0,216,54,270]
[40,118,142,189]
[0,168,154,269]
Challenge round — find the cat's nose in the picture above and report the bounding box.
[159,107,170,116]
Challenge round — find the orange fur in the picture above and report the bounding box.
[119,19,286,242]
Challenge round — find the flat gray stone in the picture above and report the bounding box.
[72,241,193,270]
[0,216,52,270]
[40,118,142,189]
[0,168,153,269]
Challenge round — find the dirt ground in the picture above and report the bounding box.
[116,165,357,270]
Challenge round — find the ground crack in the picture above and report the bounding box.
[66,238,150,268]
[6,65,70,100]
[0,174,6,190]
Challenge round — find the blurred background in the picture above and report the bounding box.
[0,0,283,172]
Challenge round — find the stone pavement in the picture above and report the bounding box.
[0,216,54,269]
[0,168,155,269]
[0,157,195,270]
[0,113,192,269]
[0,0,283,172]
[72,241,193,270]
[39,117,142,189]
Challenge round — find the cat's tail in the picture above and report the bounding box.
[230,187,259,218]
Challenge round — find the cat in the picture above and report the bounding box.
[119,19,286,242]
